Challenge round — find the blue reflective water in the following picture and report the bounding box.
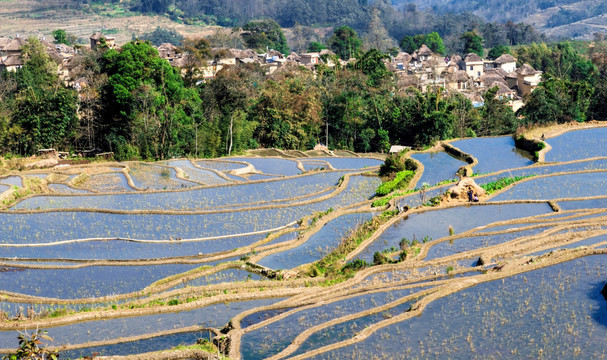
[305,157,384,170]
[0,264,199,299]
[315,255,607,359]
[241,289,417,360]
[490,172,607,201]
[61,330,212,358]
[13,171,347,211]
[545,127,607,162]
[257,212,376,269]
[356,203,552,262]
[0,298,283,348]
[424,227,549,261]
[228,157,301,176]
[411,151,464,187]
[450,136,534,174]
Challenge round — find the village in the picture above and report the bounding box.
[0,32,542,112]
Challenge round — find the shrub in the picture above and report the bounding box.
[379,153,405,177]
[481,175,533,194]
[376,170,415,196]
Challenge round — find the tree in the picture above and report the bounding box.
[241,20,289,55]
[399,36,416,54]
[13,37,78,153]
[140,27,184,46]
[355,48,391,87]
[364,7,397,52]
[487,44,511,60]
[132,0,171,14]
[179,38,212,86]
[478,86,518,135]
[308,41,326,52]
[328,26,363,61]
[461,31,484,57]
[399,33,444,55]
[424,32,445,55]
[52,29,69,45]
[518,75,594,124]
[251,76,322,150]
[515,42,596,83]
[102,40,201,159]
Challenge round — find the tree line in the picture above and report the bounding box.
[0,24,605,160]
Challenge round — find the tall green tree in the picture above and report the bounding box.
[241,20,289,55]
[515,42,596,83]
[12,37,78,153]
[487,44,511,60]
[328,26,363,60]
[355,48,391,87]
[399,35,418,54]
[399,33,444,55]
[478,86,518,135]
[424,32,446,55]
[308,42,326,52]
[461,31,484,57]
[251,76,322,150]
[52,29,71,46]
[518,75,594,124]
[364,7,397,52]
[140,27,184,46]
[102,40,202,159]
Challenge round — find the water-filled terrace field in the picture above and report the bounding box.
[1,132,607,359]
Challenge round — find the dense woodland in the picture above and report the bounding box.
[48,0,547,54]
[0,19,605,160]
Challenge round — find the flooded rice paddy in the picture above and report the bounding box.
[1,133,606,359]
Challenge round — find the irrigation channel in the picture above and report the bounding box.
[0,128,607,359]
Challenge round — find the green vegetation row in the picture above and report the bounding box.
[376,170,415,196]
[480,175,534,194]
[312,210,398,280]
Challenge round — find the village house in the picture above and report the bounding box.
[89,32,116,51]
[389,44,542,111]
[0,35,75,74]
[514,63,542,97]
[488,53,517,73]
[300,52,320,66]
[460,53,484,80]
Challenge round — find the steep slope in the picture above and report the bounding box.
[394,0,606,39]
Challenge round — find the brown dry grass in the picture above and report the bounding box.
[0,0,216,45]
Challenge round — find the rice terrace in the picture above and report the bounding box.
[1,122,607,359]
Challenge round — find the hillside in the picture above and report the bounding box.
[397,0,607,39]
[0,0,213,44]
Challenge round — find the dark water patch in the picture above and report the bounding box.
[411,151,464,187]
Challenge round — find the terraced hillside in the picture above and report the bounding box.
[399,0,607,39]
[0,0,212,44]
[0,124,606,359]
